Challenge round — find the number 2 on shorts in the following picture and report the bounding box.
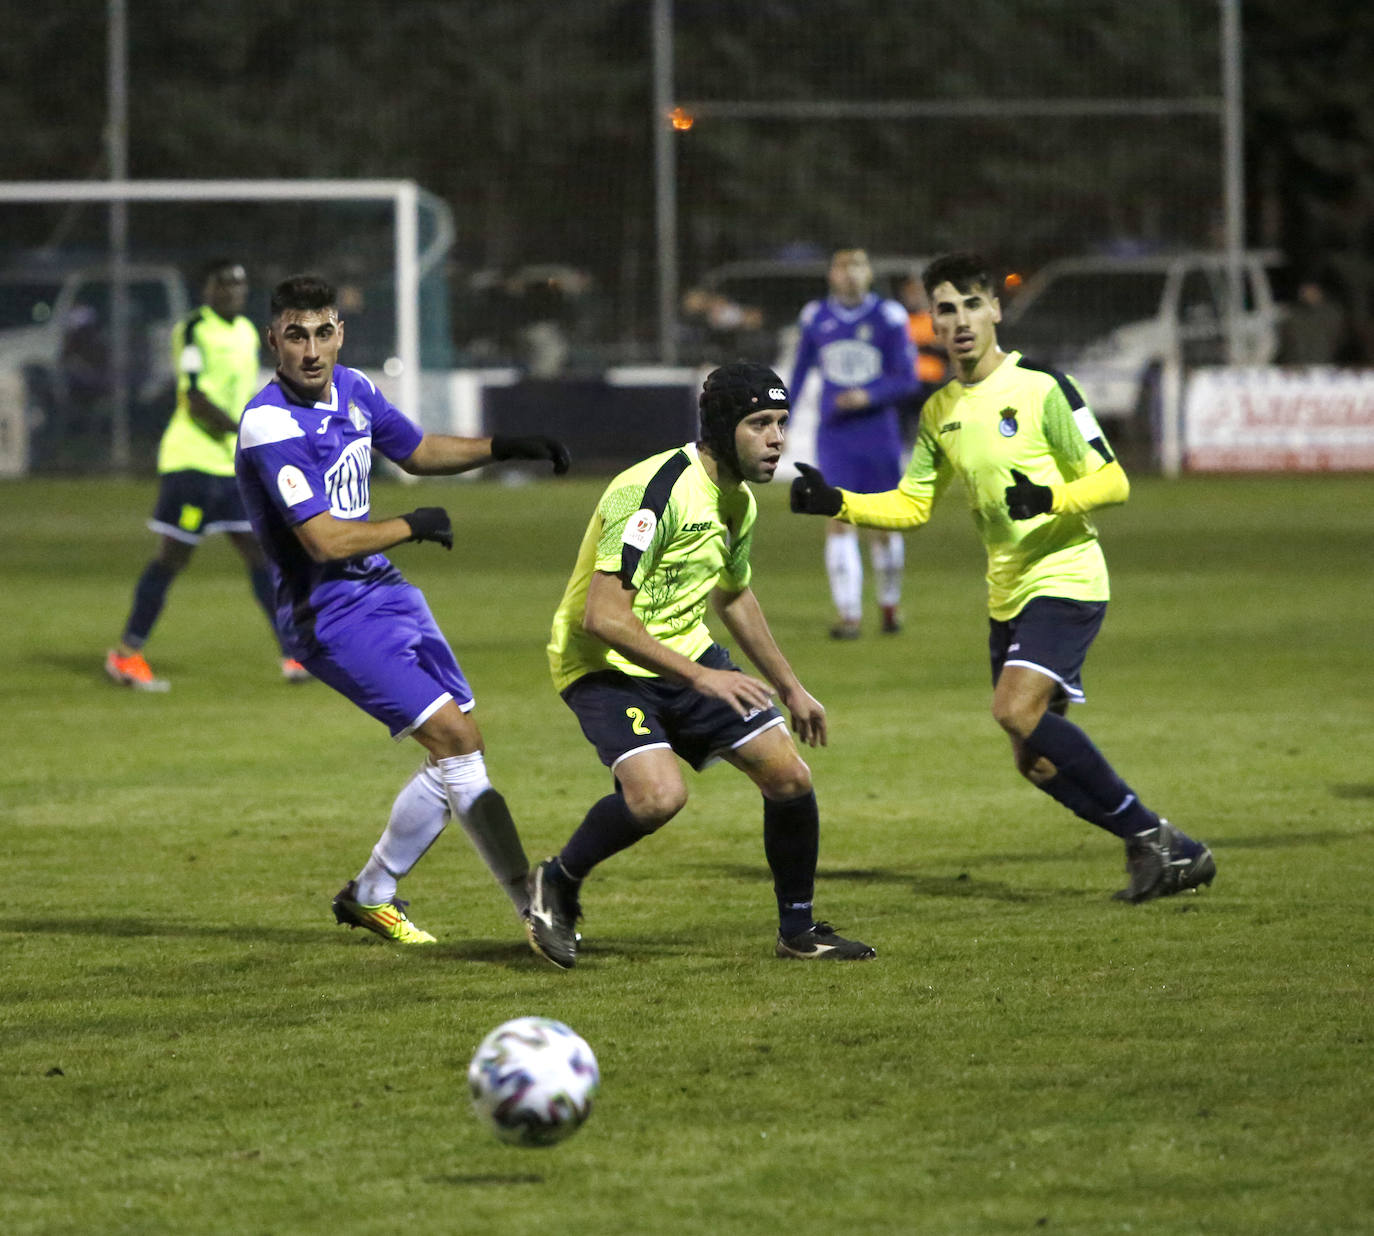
[625,706,650,736]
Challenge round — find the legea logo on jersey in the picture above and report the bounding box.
[623,509,657,551]
[325,438,373,518]
[819,338,883,386]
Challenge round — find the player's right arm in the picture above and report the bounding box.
[786,304,820,396]
[581,571,775,719]
[292,510,447,562]
[791,425,943,529]
[178,316,237,439]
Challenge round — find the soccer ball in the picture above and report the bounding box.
[468,1016,599,1147]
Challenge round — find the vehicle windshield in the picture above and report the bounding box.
[1005,270,1168,356]
[0,279,64,331]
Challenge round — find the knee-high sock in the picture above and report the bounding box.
[247,565,286,654]
[122,559,178,648]
[763,791,820,936]
[558,792,648,882]
[437,752,530,914]
[1036,771,1113,827]
[1025,711,1158,838]
[356,761,450,904]
[825,529,863,622]
[869,531,904,608]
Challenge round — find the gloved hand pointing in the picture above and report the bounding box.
[789,462,844,517]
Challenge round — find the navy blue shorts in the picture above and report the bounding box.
[303,583,474,740]
[561,643,786,774]
[989,597,1107,705]
[148,470,251,544]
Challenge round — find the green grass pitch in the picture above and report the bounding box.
[1,470,1369,1235]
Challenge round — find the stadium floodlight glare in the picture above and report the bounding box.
[0,178,446,469]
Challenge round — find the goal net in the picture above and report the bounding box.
[0,179,454,474]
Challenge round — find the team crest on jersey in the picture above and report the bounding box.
[857,324,872,342]
[998,409,1019,437]
[623,508,657,551]
[347,399,368,433]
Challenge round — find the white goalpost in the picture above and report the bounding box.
[0,178,448,471]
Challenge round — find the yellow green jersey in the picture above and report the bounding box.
[156,306,261,476]
[844,351,1121,621]
[548,443,756,692]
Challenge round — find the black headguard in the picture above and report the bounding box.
[698,361,789,473]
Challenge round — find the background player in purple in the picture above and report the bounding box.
[235,274,571,945]
[789,248,920,639]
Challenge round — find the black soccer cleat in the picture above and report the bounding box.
[775,921,876,961]
[1113,826,1168,903]
[1113,820,1216,903]
[525,858,582,970]
[1159,821,1217,896]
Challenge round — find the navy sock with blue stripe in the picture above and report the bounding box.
[1025,711,1158,839]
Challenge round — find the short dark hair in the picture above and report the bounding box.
[922,252,996,300]
[199,257,245,287]
[270,274,336,320]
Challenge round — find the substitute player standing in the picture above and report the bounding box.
[788,248,919,639]
[235,273,571,944]
[525,362,876,969]
[790,252,1216,903]
[105,259,305,689]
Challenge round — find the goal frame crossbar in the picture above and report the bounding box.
[0,178,427,449]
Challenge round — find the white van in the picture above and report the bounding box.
[1000,251,1283,419]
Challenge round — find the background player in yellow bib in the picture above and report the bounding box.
[790,252,1216,904]
[105,259,305,690]
[527,361,876,968]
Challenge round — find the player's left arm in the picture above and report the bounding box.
[1044,382,1129,513]
[712,585,826,748]
[399,432,571,477]
[1007,382,1130,519]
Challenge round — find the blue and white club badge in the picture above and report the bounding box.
[998,409,1018,437]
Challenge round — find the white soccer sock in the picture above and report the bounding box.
[355,761,450,905]
[870,531,905,608]
[825,528,863,622]
[437,752,531,915]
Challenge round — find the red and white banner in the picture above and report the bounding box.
[1183,367,1374,471]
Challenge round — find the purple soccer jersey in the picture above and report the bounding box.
[235,364,472,736]
[789,293,918,492]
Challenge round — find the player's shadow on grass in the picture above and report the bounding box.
[0,915,308,942]
[35,652,163,681]
[1331,784,1374,800]
[425,1173,545,1187]
[706,862,1068,904]
[1194,826,1373,849]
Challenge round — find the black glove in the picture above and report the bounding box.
[401,506,453,550]
[789,462,844,517]
[490,434,572,476]
[1004,469,1053,520]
